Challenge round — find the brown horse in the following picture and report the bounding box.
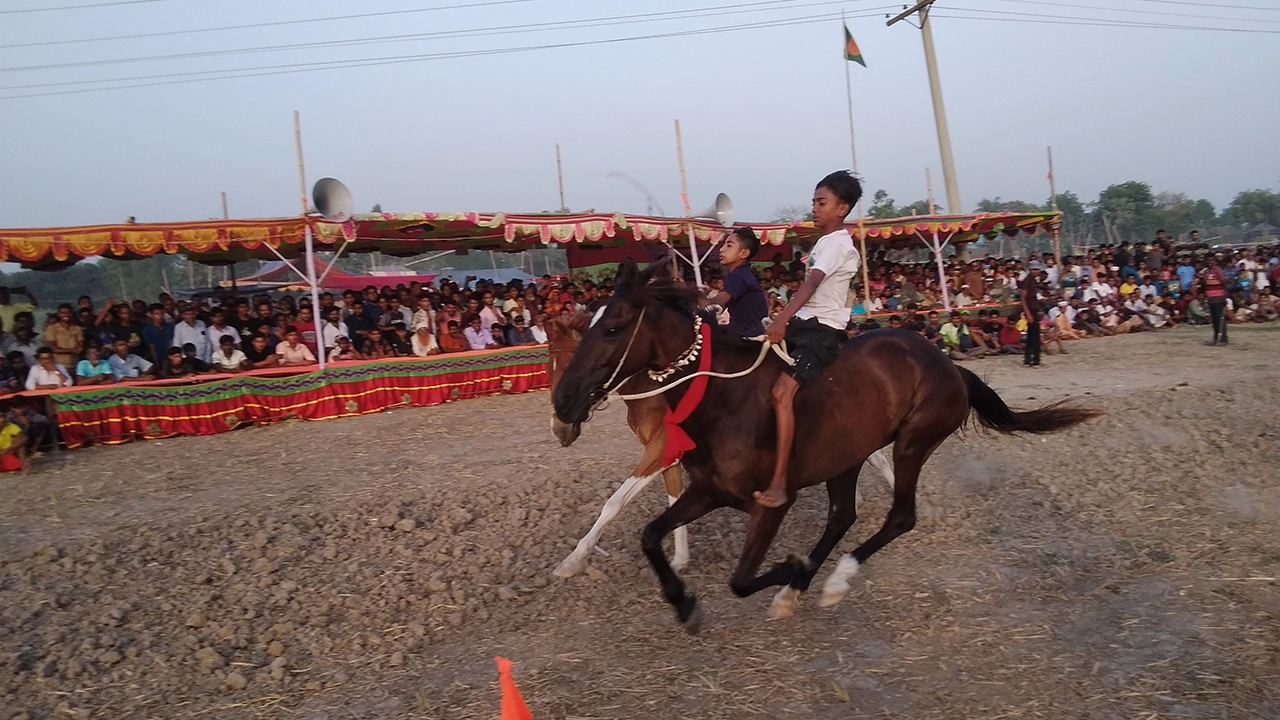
[553,260,1098,633]
[545,312,691,576]
[546,312,898,579]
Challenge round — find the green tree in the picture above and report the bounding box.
[1093,181,1156,243]
[867,189,899,219]
[1220,189,1280,229]
[973,197,1044,213]
[1150,192,1216,238]
[771,204,812,222]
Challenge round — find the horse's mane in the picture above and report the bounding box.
[618,277,706,321]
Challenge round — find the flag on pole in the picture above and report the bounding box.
[844,25,866,67]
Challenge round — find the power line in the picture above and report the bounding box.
[0,0,162,13]
[934,8,1280,32]
[1133,0,1280,10]
[995,0,1280,23]
[0,0,543,48]
[0,0,856,73]
[0,10,891,99]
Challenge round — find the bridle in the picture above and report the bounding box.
[590,303,792,405]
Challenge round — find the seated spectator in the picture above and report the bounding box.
[0,414,28,473]
[940,314,990,360]
[488,322,509,348]
[103,338,154,381]
[165,348,193,377]
[529,314,548,344]
[328,335,364,362]
[438,320,468,353]
[343,307,372,349]
[464,315,495,350]
[26,347,73,390]
[411,325,440,357]
[243,334,281,369]
[361,328,393,359]
[387,322,413,356]
[504,315,539,346]
[75,343,115,385]
[997,309,1024,354]
[276,325,317,366]
[210,335,249,372]
[4,351,28,393]
[180,343,209,373]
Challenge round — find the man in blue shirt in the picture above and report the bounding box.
[107,338,156,381]
[703,228,767,336]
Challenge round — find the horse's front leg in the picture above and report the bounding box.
[662,464,689,570]
[640,486,721,635]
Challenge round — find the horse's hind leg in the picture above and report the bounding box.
[770,464,862,619]
[640,486,721,635]
[726,502,794,600]
[820,437,940,607]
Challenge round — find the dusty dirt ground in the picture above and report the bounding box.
[1,325,1277,719]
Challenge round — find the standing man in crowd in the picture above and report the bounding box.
[1021,267,1044,367]
[1202,255,1229,345]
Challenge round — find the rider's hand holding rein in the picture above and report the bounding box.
[765,269,826,345]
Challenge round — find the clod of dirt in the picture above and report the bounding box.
[194,647,224,671]
[225,671,247,691]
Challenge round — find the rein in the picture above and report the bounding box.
[605,313,795,402]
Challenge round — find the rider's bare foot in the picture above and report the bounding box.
[754,488,787,508]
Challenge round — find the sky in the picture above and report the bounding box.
[0,0,1277,229]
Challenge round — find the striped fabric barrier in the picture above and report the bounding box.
[49,347,548,449]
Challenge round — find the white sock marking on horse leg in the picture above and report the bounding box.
[819,555,861,607]
[868,448,895,494]
[668,494,690,571]
[769,586,801,619]
[553,472,656,578]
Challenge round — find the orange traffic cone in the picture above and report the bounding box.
[496,656,534,720]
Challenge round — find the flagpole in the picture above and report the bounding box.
[843,12,872,317]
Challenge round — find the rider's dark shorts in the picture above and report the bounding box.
[783,316,847,387]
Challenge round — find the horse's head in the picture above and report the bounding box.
[552,257,696,425]
[545,311,590,446]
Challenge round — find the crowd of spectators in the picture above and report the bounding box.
[0,274,611,398]
[824,233,1278,360]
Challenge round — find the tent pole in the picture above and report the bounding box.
[294,110,326,371]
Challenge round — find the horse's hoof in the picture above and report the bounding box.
[769,587,801,619]
[552,554,583,579]
[681,604,705,636]
[819,556,861,608]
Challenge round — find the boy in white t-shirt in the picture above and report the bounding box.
[756,170,863,508]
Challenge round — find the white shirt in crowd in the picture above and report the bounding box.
[211,348,248,371]
[25,364,71,390]
[207,323,239,348]
[172,319,211,363]
[411,333,439,356]
[321,320,349,350]
[530,324,547,344]
[794,228,861,331]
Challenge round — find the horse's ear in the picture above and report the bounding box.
[639,255,674,285]
[615,257,639,296]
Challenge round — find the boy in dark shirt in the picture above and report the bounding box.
[703,227,767,336]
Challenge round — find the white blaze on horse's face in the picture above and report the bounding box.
[589,304,608,329]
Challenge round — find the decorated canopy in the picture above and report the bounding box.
[0,210,1059,270]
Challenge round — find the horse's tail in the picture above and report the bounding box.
[958,366,1099,434]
